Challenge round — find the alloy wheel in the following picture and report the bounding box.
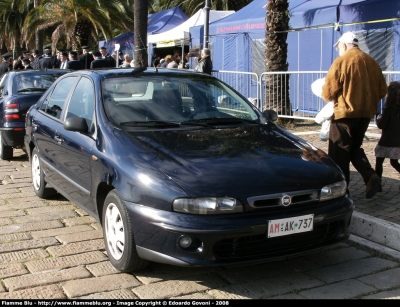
[31,154,41,191]
[104,202,125,260]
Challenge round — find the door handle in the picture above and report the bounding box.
[54,135,63,144]
[32,121,38,131]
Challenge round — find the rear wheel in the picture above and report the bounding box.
[31,147,57,199]
[0,132,13,160]
[102,189,149,272]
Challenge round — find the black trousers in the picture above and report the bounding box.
[328,117,376,187]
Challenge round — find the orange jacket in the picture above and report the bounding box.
[322,47,387,120]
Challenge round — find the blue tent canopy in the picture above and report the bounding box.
[102,6,188,58]
[190,0,400,72]
[189,0,400,113]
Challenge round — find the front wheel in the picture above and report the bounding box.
[0,132,13,160]
[31,147,57,199]
[102,190,149,272]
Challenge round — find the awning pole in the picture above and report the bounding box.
[203,0,211,48]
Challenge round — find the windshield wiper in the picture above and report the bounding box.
[179,120,212,127]
[182,117,258,125]
[17,88,47,93]
[120,120,180,127]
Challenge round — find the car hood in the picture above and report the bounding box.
[113,124,344,198]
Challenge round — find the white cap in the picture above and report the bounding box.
[333,31,359,47]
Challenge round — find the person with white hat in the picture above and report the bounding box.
[321,31,388,199]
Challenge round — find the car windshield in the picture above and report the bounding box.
[102,74,260,128]
[13,73,65,94]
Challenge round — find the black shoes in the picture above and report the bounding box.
[366,174,382,199]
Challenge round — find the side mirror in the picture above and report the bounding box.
[64,117,89,133]
[262,109,278,122]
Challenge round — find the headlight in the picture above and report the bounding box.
[320,180,347,201]
[173,197,243,214]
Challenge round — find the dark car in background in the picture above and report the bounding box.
[0,69,70,159]
[24,68,353,272]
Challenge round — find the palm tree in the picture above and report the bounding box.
[265,0,292,120]
[134,0,148,67]
[156,0,252,17]
[23,0,135,52]
[149,0,170,13]
[0,0,31,57]
[33,0,43,52]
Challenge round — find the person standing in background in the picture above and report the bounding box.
[194,48,213,75]
[100,46,115,68]
[375,81,400,188]
[30,49,41,69]
[0,53,13,78]
[160,55,172,68]
[28,54,35,65]
[79,46,93,69]
[90,51,109,69]
[58,52,69,69]
[39,49,54,69]
[22,58,33,69]
[13,50,30,70]
[52,49,63,68]
[67,51,85,70]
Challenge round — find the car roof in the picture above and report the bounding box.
[12,69,71,75]
[81,67,206,77]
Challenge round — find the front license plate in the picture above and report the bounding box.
[267,214,314,238]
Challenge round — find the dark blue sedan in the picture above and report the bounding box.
[0,69,69,159]
[24,67,353,272]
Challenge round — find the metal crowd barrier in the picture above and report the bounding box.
[212,70,400,121]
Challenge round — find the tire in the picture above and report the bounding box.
[31,147,57,199]
[0,132,13,160]
[102,189,149,272]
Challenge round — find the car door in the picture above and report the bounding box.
[33,76,79,191]
[51,76,97,214]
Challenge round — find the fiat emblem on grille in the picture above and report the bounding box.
[281,195,291,206]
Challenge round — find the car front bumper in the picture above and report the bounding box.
[126,196,354,267]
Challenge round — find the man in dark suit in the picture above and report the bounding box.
[67,51,85,70]
[52,49,64,68]
[79,46,93,69]
[100,46,116,68]
[90,51,109,69]
[30,49,41,69]
[22,58,33,69]
[13,50,30,70]
[0,53,13,78]
[39,49,54,69]
[116,51,126,67]
[58,52,68,69]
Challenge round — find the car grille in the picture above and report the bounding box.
[213,221,341,260]
[247,190,319,208]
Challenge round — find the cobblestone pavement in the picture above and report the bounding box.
[1,128,400,299]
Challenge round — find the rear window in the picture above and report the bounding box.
[13,72,67,94]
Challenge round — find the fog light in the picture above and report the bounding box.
[179,236,192,248]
